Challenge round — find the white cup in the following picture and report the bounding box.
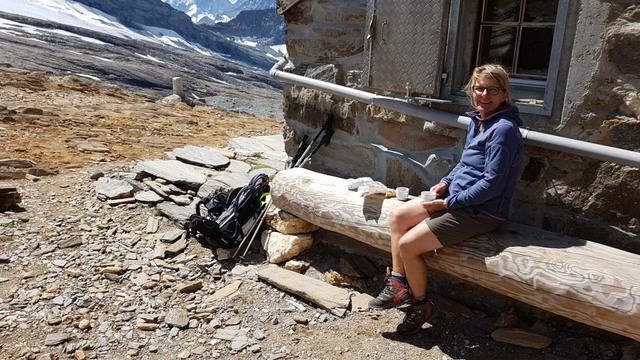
[420,191,436,203]
[396,187,409,201]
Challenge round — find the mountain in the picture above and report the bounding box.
[161,0,275,24]
[0,0,283,112]
[209,8,285,44]
[72,0,273,69]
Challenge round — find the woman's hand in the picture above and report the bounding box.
[421,199,447,213]
[430,182,448,199]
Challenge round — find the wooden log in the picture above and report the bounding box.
[0,184,21,212]
[271,168,640,341]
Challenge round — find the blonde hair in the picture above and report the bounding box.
[464,64,512,107]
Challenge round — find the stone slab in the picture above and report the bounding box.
[94,178,134,200]
[257,265,350,315]
[135,190,163,203]
[197,172,251,198]
[167,145,230,169]
[134,160,207,189]
[157,202,195,226]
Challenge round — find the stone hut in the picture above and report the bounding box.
[275,0,640,254]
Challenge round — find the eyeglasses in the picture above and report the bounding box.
[472,86,503,95]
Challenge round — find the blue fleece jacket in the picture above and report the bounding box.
[441,106,523,220]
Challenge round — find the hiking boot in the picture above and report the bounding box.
[368,270,411,310]
[396,300,435,335]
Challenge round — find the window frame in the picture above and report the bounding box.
[442,0,569,116]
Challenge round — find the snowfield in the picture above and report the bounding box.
[0,0,215,55]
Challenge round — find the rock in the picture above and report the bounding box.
[25,173,40,182]
[351,292,374,312]
[491,328,552,349]
[23,107,44,115]
[107,197,135,206]
[338,257,362,278]
[0,158,36,168]
[165,238,187,256]
[101,266,124,275]
[196,172,251,197]
[159,94,182,104]
[135,190,163,203]
[74,350,86,360]
[78,319,91,330]
[136,320,160,331]
[44,333,69,346]
[249,167,278,178]
[165,308,190,329]
[167,145,230,169]
[206,280,242,302]
[229,136,277,157]
[261,231,314,264]
[176,281,203,293]
[134,160,207,189]
[89,171,104,180]
[347,255,378,278]
[225,159,252,173]
[131,273,150,286]
[266,207,320,235]
[433,295,476,319]
[77,141,110,153]
[231,340,249,352]
[57,238,82,249]
[495,308,520,328]
[254,328,266,340]
[169,195,192,206]
[93,178,133,200]
[143,179,169,197]
[257,265,350,315]
[161,229,185,243]
[157,202,194,226]
[145,216,160,233]
[213,327,249,341]
[293,316,308,325]
[283,260,310,273]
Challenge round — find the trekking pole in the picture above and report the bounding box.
[235,115,334,260]
[297,116,334,168]
[233,200,270,258]
[289,134,309,169]
[293,115,332,168]
[240,199,271,258]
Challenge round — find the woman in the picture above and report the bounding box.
[369,64,524,335]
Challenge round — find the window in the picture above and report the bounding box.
[443,0,570,116]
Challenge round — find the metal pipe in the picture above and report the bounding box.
[270,59,640,168]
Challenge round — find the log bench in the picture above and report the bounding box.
[270,168,640,342]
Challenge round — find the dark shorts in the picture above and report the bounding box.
[425,208,504,247]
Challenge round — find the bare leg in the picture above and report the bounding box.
[397,221,443,299]
[389,198,430,275]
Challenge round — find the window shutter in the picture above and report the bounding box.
[363,0,449,97]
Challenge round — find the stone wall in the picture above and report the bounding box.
[280,0,640,253]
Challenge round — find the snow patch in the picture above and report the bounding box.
[235,38,257,47]
[75,73,101,81]
[270,44,287,55]
[135,53,166,64]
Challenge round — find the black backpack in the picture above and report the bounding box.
[187,173,270,250]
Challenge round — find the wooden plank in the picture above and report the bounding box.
[257,265,351,315]
[270,168,640,341]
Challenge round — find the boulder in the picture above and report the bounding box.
[261,230,314,264]
[266,207,320,234]
[94,178,134,201]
